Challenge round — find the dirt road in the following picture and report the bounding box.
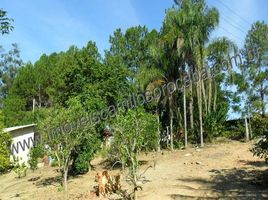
[0,140,267,200]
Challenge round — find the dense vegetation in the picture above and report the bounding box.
[0,0,267,196]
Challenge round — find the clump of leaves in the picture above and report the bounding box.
[251,131,268,162]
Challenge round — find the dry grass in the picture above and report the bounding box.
[0,140,268,200]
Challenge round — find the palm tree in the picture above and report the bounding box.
[169,0,220,147]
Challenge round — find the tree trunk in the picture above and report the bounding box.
[245,116,249,142]
[208,69,212,114]
[189,81,194,129]
[201,79,208,116]
[183,86,188,148]
[169,96,174,151]
[213,80,217,112]
[170,117,174,151]
[248,114,252,139]
[32,98,35,112]
[64,168,68,192]
[197,80,204,147]
[134,189,138,200]
[166,126,169,148]
[63,156,70,197]
[156,110,161,152]
[38,84,42,108]
[261,85,265,117]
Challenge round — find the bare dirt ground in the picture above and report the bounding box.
[1,139,268,200]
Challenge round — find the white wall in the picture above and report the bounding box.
[9,126,35,165]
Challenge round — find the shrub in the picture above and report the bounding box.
[110,108,159,198]
[0,130,12,173]
[28,145,45,171]
[204,106,227,141]
[222,120,245,140]
[71,132,101,174]
[110,108,159,168]
[251,115,268,137]
[251,130,268,162]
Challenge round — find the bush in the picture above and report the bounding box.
[0,131,12,173]
[71,130,101,174]
[251,130,268,162]
[110,107,159,168]
[110,108,159,198]
[251,115,268,137]
[222,120,245,140]
[28,145,45,171]
[204,106,227,141]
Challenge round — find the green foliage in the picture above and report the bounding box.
[28,145,45,171]
[110,108,159,168]
[0,43,23,99]
[71,131,101,174]
[0,130,12,172]
[5,40,129,128]
[2,95,27,126]
[204,106,228,141]
[3,95,49,127]
[2,1,267,165]
[251,131,268,162]
[0,111,12,173]
[173,140,184,149]
[0,9,13,35]
[111,108,159,197]
[240,21,268,117]
[39,98,101,191]
[251,115,268,137]
[222,120,245,140]
[12,157,28,178]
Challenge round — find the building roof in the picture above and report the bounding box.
[3,124,36,133]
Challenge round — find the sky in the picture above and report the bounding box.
[0,0,267,119]
[1,0,268,63]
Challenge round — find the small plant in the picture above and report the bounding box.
[12,157,28,178]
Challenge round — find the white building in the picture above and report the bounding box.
[4,124,36,164]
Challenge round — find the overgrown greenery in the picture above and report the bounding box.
[0,111,12,173]
[251,116,268,162]
[28,144,45,172]
[70,131,101,174]
[251,130,268,162]
[39,98,101,192]
[110,108,159,199]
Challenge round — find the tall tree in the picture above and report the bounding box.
[243,21,268,117]
[0,9,13,35]
[157,0,219,147]
[0,43,23,100]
